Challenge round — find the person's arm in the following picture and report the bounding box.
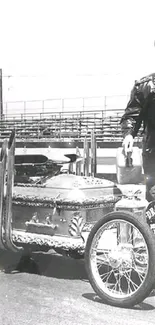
[121,84,143,138]
[121,75,153,154]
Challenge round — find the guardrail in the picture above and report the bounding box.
[3,95,130,119]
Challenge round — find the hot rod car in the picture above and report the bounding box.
[0,131,155,308]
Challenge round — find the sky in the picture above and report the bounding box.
[0,0,155,101]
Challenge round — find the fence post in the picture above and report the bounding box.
[42,100,44,117]
[83,137,89,176]
[104,95,107,112]
[82,98,85,112]
[91,130,97,177]
[5,102,8,119]
[24,101,26,118]
[61,98,64,113]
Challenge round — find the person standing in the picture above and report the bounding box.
[121,73,155,201]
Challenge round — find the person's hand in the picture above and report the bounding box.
[122,134,134,156]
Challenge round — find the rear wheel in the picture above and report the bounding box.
[85,211,155,308]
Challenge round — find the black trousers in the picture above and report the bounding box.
[143,151,155,201]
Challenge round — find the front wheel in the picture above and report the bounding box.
[85,211,155,308]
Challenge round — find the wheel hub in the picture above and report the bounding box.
[109,244,133,270]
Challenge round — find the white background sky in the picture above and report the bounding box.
[0,0,155,101]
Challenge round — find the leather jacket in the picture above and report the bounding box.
[121,73,155,151]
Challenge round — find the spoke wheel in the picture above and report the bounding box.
[85,211,155,308]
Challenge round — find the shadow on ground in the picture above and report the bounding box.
[1,250,155,311]
[0,250,88,280]
[82,293,155,311]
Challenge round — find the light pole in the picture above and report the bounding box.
[0,69,3,119]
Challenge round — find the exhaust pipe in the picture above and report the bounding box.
[0,139,7,250]
[4,131,23,252]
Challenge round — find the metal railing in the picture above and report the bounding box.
[0,108,142,143]
[3,95,130,119]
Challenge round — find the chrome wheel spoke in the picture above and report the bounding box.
[100,268,114,281]
[90,219,149,298]
[96,252,110,267]
[124,271,139,292]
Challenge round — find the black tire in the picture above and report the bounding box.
[85,211,155,308]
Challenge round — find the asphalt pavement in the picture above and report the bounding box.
[0,251,155,325]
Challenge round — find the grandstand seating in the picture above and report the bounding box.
[0,109,142,143]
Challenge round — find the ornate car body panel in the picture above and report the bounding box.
[12,174,121,252]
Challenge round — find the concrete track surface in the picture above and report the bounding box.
[0,251,155,325]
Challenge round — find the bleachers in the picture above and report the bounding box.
[0,109,142,143]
